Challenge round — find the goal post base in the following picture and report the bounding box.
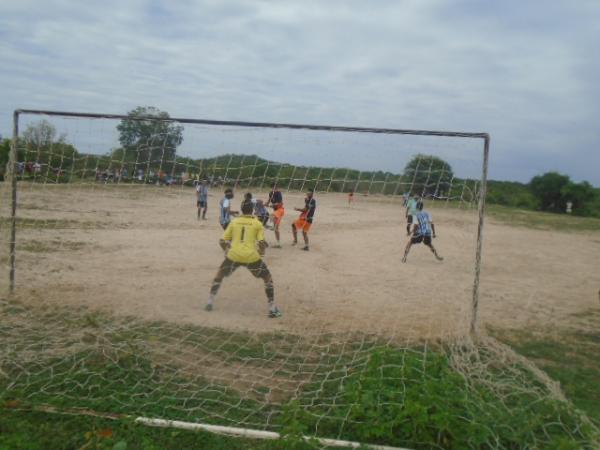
[135,416,412,450]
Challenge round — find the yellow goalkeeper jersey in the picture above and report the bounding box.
[222,215,265,264]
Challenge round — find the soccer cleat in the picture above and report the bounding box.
[268,308,282,318]
[205,304,213,312]
[272,243,282,249]
[302,246,309,251]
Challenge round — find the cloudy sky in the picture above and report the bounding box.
[1,0,599,184]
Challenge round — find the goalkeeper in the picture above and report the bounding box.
[205,200,282,318]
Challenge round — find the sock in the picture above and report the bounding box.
[207,294,215,305]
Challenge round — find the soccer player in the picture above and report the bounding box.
[292,188,316,251]
[196,180,209,220]
[219,188,238,230]
[347,190,354,205]
[243,192,257,207]
[254,199,270,226]
[206,200,281,318]
[405,194,419,236]
[266,183,284,248]
[402,201,443,263]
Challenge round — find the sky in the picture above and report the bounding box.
[1,0,599,184]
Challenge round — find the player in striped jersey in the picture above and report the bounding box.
[206,200,281,318]
[402,201,443,263]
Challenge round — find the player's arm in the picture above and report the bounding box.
[257,240,268,256]
[431,223,437,238]
[219,239,230,252]
[256,223,268,256]
[225,205,239,216]
[220,225,233,251]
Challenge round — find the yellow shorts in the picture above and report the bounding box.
[273,207,285,225]
[294,217,312,232]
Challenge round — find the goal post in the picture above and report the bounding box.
[5,108,490,334]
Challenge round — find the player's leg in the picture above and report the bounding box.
[197,201,201,220]
[292,223,298,245]
[301,221,311,250]
[302,230,309,250]
[248,260,281,317]
[274,223,281,247]
[273,211,282,248]
[402,235,420,263]
[206,258,239,310]
[202,201,207,220]
[424,236,443,261]
[406,215,412,236]
[402,240,412,263]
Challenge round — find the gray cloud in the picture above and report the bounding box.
[1,0,599,183]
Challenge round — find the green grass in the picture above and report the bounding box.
[1,300,598,449]
[0,408,294,450]
[486,204,600,232]
[490,308,600,426]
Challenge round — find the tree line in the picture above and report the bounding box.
[1,106,598,217]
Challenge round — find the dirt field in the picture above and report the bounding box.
[2,183,599,340]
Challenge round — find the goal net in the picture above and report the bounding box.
[0,110,596,448]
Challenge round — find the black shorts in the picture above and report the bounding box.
[407,214,414,224]
[219,257,270,278]
[411,234,432,245]
[197,200,207,208]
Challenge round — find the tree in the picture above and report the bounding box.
[560,180,596,215]
[22,119,65,148]
[403,154,454,197]
[0,139,10,181]
[529,172,570,212]
[116,107,184,172]
[20,120,78,173]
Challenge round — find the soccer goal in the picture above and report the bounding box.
[1,109,595,448]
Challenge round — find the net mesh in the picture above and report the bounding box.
[1,111,597,448]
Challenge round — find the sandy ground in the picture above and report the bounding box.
[2,183,599,340]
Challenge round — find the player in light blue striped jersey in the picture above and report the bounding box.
[402,200,443,263]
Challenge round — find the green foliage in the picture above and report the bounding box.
[487,180,539,209]
[0,138,10,181]
[116,106,184,173]
[528,171,599,216]
[561,180,597,216]
[491,309,600,426]
[286,347,595,449]
[528,171,569,213]
[0,409,283,450]
[403,154,454,197]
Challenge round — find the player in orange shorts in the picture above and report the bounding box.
[292,188,316,251]
[266,183,284,248]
